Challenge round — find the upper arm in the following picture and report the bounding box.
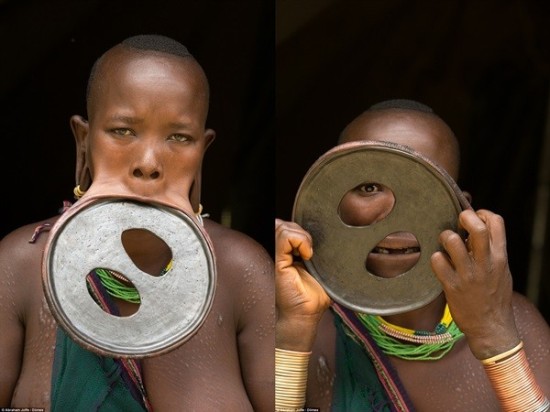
[513,293,550,396]
[0,231,29,405]
[219,230,275,412]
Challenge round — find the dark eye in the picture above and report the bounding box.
[356,183,382,195]
[111,128,134,136]
[168,134,191,143]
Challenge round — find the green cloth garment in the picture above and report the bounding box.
[50,328,147,412]
[332,304,415,412]
[333,315,392,411]
[50,269,150,411]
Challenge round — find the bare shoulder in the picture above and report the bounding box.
[512,292,550,335]
[0,218,59,278]
[512,292,550,393]
[512,292,549,350]
[1,216,59,245]
[512,292,550,342]
[0,217,59,308]
[202,219,274,333]
[203,218,273,276]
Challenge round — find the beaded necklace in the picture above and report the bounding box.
[94,261,173,304]
[94,268,141,303]
[356,304,464,360]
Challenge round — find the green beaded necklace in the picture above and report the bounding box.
[95,268,142,304]
[356,305,464,361]
[94,261,173,304]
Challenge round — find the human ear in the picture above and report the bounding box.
[70,115,92,192]
[204,128,216,150]
[189,173,202,214]
[189,129,216,214]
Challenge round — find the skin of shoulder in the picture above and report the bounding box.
[203,218,276,409]
[142,218,275,411]
[202,218,275,332]
[511,292,550,392]
[0,216,60,407]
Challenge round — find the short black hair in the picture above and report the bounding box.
[121,34,193,59]
[86,34,196,103]
[368,98,434,114]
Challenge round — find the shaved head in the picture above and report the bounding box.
[86,34,210,122]
[339,100,461,180]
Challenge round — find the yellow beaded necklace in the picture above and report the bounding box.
[357,304,464,360]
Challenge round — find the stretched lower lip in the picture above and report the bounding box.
[366,249,421,278]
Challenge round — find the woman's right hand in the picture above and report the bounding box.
[275,218,331,351]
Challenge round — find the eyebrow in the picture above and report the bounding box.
[107,115,142,124]
[166,121,193,130]
[107,115,193,130]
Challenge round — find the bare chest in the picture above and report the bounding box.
[12,296,57,410]
[309,325,501,411]
[390,345,500,411]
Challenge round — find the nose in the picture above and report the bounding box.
[133,168,160,179]
[132,144,162,180]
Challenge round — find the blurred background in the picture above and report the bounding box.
[276,0,550,322]
[0,0,274,254]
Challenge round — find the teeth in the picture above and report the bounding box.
[372,247,420,255]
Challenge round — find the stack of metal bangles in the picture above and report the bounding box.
[274,341,550,412]
[481,341,549,412]
[275,348,311,411]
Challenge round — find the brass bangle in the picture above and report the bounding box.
[483,345,549,412]
[481,341,523,365]
[275,348,311,412]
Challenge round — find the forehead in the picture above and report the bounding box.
[340,109,459,179]
[86,47,209,126]
[90,47,207,104]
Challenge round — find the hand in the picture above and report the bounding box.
[275,219,331,351]
[431,209,520,359]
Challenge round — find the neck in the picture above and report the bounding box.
[382,293,446,331]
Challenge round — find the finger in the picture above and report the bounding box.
[476,209,507,257]
[459,209,490,263]
[431,249,456,286]
[275,220,313,271]
[275,220,313,257]
[439,228,473,274]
